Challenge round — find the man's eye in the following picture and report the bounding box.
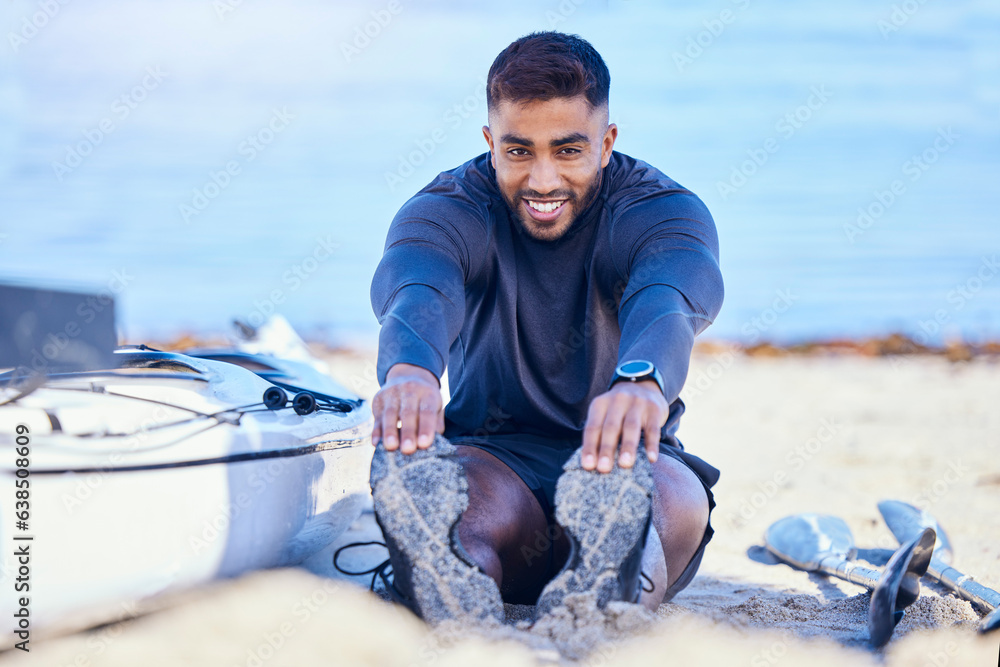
[560,147,581,155]
[508,148,529,156]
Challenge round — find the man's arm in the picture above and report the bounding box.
[582,192,724,472]
[369,191,486,453]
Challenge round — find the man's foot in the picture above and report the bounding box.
[534,447,654,618]
[369,434,504,625]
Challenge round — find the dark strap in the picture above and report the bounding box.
[332,541,392,592]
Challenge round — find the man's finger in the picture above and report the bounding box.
[416,396,439,449]
[398,393,419,454]
[643,419,660,463]
[582,397,609,470]
[380,398,401,451]
[617,408,644,468]
[370,392,383,445]
[597,394,631,473]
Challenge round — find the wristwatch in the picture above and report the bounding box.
[611,359,665,395]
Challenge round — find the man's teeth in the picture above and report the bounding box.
[528,200,565,213]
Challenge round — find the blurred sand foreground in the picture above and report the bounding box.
[3,352,999,666]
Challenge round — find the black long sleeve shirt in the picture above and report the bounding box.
[370,151,724,447]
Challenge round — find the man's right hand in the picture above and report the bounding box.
[371,363,444,454]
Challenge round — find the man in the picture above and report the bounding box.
[368,31,723,624]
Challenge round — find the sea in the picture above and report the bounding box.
[1,0,998,348]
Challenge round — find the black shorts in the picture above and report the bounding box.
[446,432,719,602]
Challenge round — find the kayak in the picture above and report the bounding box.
[0,316,373,641]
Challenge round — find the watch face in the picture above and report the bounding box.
[618,360,654,377]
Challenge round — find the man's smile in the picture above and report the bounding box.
[523,198,568,222]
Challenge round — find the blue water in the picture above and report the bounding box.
[1,0,998,347]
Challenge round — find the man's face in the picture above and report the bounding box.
[483,95,617,242]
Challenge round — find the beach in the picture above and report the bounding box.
[3,1,998,664]
[2,347,998,666]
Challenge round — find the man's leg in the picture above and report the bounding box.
[638,455,711,610]
[454,445,569,604]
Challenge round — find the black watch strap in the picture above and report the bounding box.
[611,359,665,395]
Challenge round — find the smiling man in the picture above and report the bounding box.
[368,32,724,624]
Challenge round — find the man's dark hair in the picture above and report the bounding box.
[487,32,610,113]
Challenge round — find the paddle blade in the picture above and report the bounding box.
[764,514,855,572]
[878,500,953,564]
[869,526,936,648]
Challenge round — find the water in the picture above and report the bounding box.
[1,0,998,347]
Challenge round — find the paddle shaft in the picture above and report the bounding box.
[929,557,1000,613]
[818,555,881,590]
[981,607,1000,633]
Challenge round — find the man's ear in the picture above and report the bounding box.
[482,125,496,168]
[601,123,618,168]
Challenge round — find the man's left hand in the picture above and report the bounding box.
[581,380,668,473]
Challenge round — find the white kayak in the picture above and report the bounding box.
[0,317,373,643]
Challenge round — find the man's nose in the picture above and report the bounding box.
[527,157,561,195]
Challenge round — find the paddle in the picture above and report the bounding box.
[878,500,1000,634]
[764,513,935,647]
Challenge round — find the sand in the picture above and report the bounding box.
[3,350,999,666]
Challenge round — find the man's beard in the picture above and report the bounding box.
[503,168,603,242]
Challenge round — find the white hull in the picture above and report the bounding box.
[1,444,372,633]
[0,333,373,641]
